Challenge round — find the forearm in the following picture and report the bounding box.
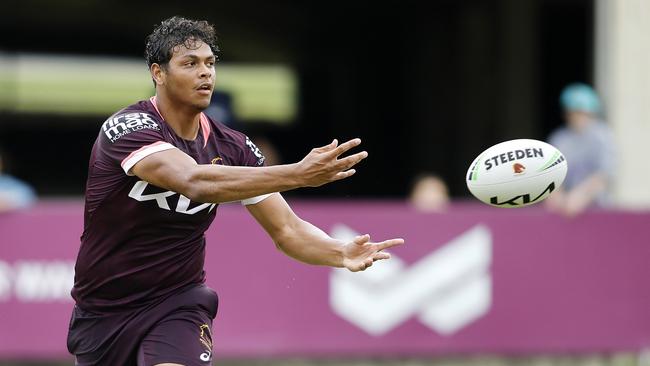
[186,163,305,203]
[133,138,364,204]
[568,173,608,204]
[273,218,345,268]
[247,193,401,272]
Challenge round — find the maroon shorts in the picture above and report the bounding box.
[67,284,219,366]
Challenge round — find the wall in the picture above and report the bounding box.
[1,201,649,359]
[595,0,650,207]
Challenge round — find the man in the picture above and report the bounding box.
[67,16,403,366]
[545,82,617,217]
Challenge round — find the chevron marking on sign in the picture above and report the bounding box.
[329,224,492,336]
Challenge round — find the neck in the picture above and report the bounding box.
[154,92,201,140]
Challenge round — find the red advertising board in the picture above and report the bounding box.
[1,201,649,359]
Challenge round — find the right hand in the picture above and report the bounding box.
[296,138,368,187]
[341,234,405,272]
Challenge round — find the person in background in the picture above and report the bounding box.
[408,173,449,212]
[545,83,617,217]
[0,148,37,213]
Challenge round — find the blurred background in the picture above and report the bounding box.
[3,0,649,203]
[0,0,649,204]
[1,0,650,365]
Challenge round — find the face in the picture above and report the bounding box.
[410,176,449,212]
[154,39,216,110]
[564,110,593,132]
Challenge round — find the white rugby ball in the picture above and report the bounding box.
[466,139,567,207]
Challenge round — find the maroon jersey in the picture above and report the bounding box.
[72,97,266,312]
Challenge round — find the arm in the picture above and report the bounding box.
[562,172,609,215]
[246,193,404,272]
[131,138,367,203]
[546,172,609,217]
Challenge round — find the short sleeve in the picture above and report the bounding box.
[97,111,176,175]
[239,135,273,205]
[242,135,267,167]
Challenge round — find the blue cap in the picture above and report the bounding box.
[559,83,601,113]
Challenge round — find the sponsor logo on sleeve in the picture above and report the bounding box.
[245,137,266,166]
[102,113,160,143]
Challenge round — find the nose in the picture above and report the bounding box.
[199,64,213,79]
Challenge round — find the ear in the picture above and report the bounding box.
[151,63,166,86]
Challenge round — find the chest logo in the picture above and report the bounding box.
[128,181,216,215]
[102,113,159,143]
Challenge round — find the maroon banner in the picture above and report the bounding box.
[1,201,650,359]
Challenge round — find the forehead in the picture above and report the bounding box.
[170,40,214,59]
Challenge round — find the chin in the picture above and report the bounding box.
[191,99,212,111]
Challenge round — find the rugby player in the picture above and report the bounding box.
[67,16,403,365]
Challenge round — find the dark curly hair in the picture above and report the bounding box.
[145,16,219,69]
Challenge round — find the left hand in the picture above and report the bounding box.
[341,234,404,272]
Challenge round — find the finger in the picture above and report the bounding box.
[337,151,368,170]
[315,139,338,152]
[332,169,356,181]
[330,138,362,157]
[354,234,370,245]
[373,252,391,261]
[358,259,373,271]
[374,238,405,251]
